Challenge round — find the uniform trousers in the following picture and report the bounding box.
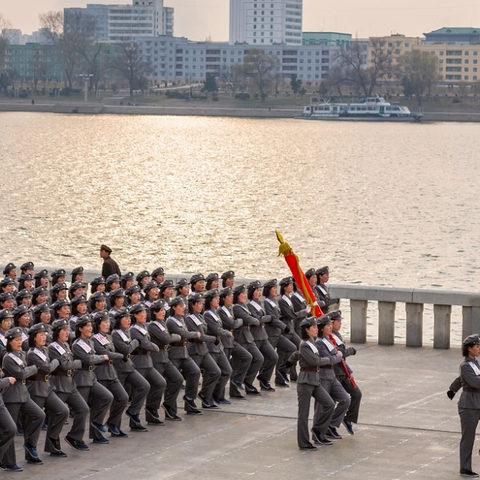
[314,377,350,430]
[31,392,69,452]
[2,399,45,466]
[153,362,183,413]
[209,351,233,400]
[169,357,201,411]
[0,405,17,463]
[255,339,279,383]
[135,367,166,421]
[225,344,252,396]
[190,353,221,401]
[297,382,335,448]
[97,379,129,429]
[338,375,362,423]
[273,336,297,384]
[55,390,89,441]
[459,407,480,472]
[77,383,114,439]
[117,370,150,417]
[238,342,264,385]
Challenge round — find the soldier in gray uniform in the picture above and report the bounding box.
[71,267,84,284]
[166,298,202,415]
[175,279,190,308]
[121,272,135,291]
[203,289,233,404]
[129,303,166,425]
[70,295,89,331]
[289,283,310,337]
[221,271,235,288]
[0,370,17,471]
[148,299,184,420]
[457,334,480,477]
[48,319,90,451]
[205,273,220,291]
[108,289,125,328]
[71,315,114,444]
[232,284,264,395]
[0,309,13,363]
[34,270,49,289]
[190,274,206,294]
[185,293,221,408]
[246,281,278,392]
[68,281,85,301]
[151,268,165,286]
[110,307,150,432]
[1,327,46,468]
[217,287,251,399]
[315,267,340,312]
[26,323,69,456]
[295,317,335,451]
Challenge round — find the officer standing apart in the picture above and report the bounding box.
[100,245,121,279]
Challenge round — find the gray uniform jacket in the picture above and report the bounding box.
[2,350,38,403]
[0,373,11,407]
[71,337,107,387]
[458,357,480,409]
[263,298,288,339]
[166,316,199,360]
[298,340,331,386]
[291,291,308,312]
[148,320,181,364]
[315,336,343,380]
[111,329,140,373]
[232,303,259,344]
[217,306,243,349]
[91,333,124,381]
[48,341,83,393]
[0,332,7,362]
[185,313,216,356]
[247,300,271,342]
[204,309,231,353]
[26,346,60,397]
[130,323,159,369]
[330,331,354,377]
[278,294,308,328]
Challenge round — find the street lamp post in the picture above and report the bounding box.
[78,74,94,102]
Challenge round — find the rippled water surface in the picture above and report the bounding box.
[1,112,480,343]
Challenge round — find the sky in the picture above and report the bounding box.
[1,0,479,40]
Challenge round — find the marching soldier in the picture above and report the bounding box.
[175,279,190,307]
[206,273,220,291]
[151,267,165,285]
[51,269,66,287]
[0,310,14,364]
[190,274,206,294]
[33,270,49,289]
[90,276,106,295]
[71,267,84,284]
[68,281,85,301]
[120,272,135,291]
[315,267,340,312]
[221,271,235,289]
[0,370,17,471]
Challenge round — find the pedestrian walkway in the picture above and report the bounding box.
[14,344,466,480]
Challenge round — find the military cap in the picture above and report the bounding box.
[28,323,47,336]
[52,269,66,279]
[463,334,480,347]
[52,318,69,331]
[189,293,204,303]
[16,289,32,300]
[175,278,188,289]
[316,266,329,276]
[219,287,233,298]
[32,286,48,296]
[51,298,70,310]
[91,276,106,286]
[317,314,332,328]
[5,327,23,340]
[143,281,159,293]
[121,272,134,282]
[19,273,33,282]
[136,270,150,282]
[92,311,109,324]
[130,302,147,315]
[90,291,106,302]
[34,269,49,279]
[159,279,174,290]
[169,297,185,308]
[71,266,84,276]
[52,282,67,293]
[2,263,16,275]
[305,268,316,278]
[69,281,85,292]
[247,280,262,290]
[109,288,125,299]
[189,274,205,285]
[204,289,220,300]
[152,267,165,277]
[0,277,15,287]
[300,316,319,328]
[21,261,34,272]
[34,303,50,314]
[0,292,14,302]
[76,315,93,328]
[0,309,14,320]
[106,274,121,284]
[71,295,88,307]
[100,244,112,253]
[221,271,235,280]
[13,305,30,319]
[206,273,219,282]
[233,284,247,295]
[150,299,167,311]
[126,285,141,296]
[114,307,131,320]
[279,276,294,286]
[329,310,343,321]
[263,279,278,289]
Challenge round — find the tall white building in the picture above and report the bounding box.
[229,0,302,45]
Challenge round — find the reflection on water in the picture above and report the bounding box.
[1,112,479,344]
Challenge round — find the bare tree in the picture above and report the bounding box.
[0,14,12,73]
[241,49,280,101]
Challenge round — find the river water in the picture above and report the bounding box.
[1,112,479,343]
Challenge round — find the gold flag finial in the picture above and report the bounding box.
[275,230,292,257]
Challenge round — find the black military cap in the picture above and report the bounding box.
[126,285,141,296]
[71,266,84,276]
[5,327,23,340]
[121,272,134,282]
[263,279,278,289]
[189,293,204,303]
[114,307,131,320]
[221,271,235,280]
[106,274,121,284]
[316,266,329,276]
[32,286,48,296]
[219,287,233,298]
[0,309,14,320]
[16,289,33,300]
[13,305,29,319]
[19,273,33,282]
[169,297,185,308]
[300,316,318,328]
[71,295,87,307]
[233,284,247,295]
[247,280,262,290]
[0,277,15,287]
[100,244,113,254]
[2,263,16,275]
[34,269,49,279]
[279,276,294,286]
[69,281,85,292]
[463,334,480,347]
[76,315,92,328]
[204,289,220,300]
[52,269,66,278]
[109,288,125,299]
[130,302,147,315]
[317,314,332,328]
[91,276,106,286]
[189,274,205,285]
[0,292,14,302]
[52,318,70,331]
[52,282,67,293]
[20,261,34,272]
[152,267,165,277]
[34,303,50,314]
[136,270,150,282]
[92,311,109,324]
[51,298,70,310]
[329,310,343,321]
[90,291,106,301]
[143,281,159,293]
[150,299,167,311]
[305,268,316,278]
[28,323,47,336]
[206,273,219,282]
[175,278,188,289]
[159,279,174,290]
